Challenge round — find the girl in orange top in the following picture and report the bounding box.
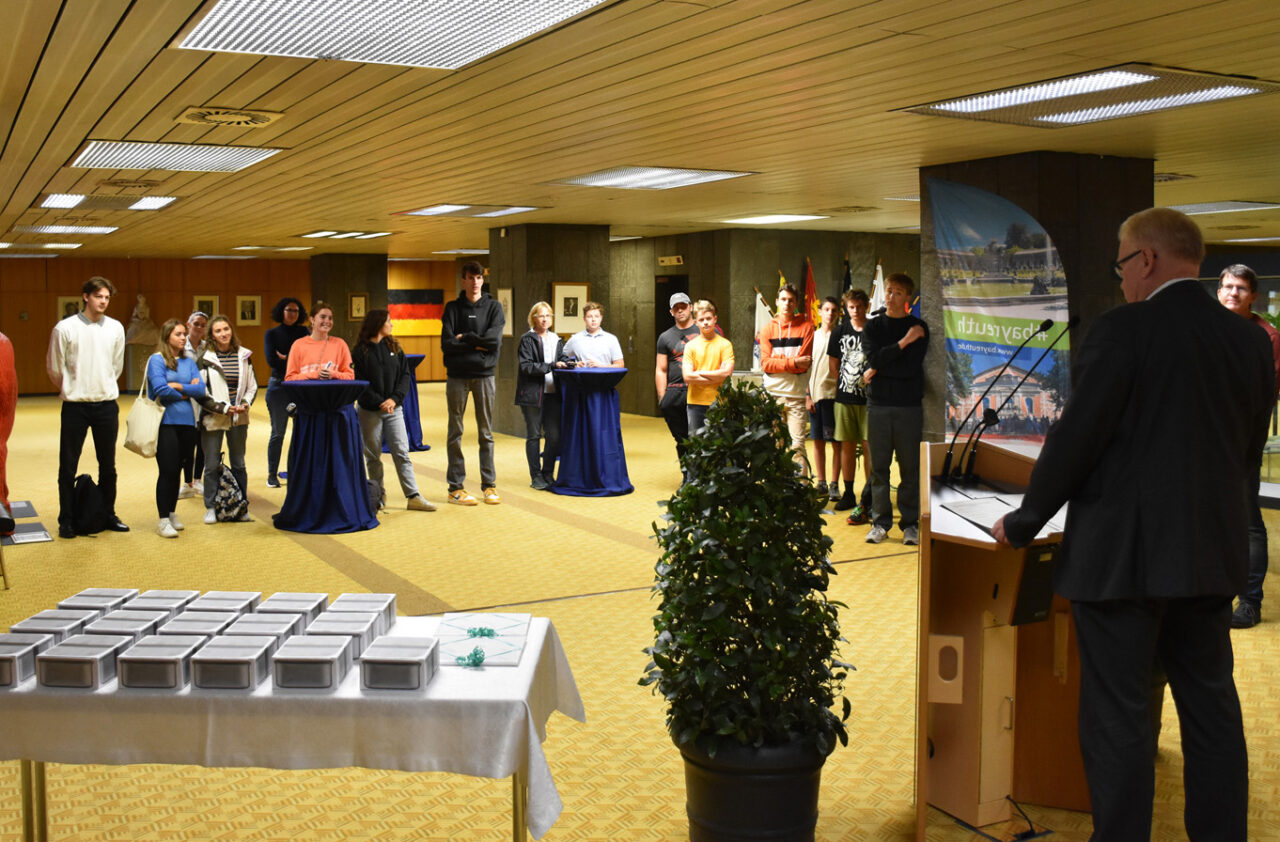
[284,302,354,380]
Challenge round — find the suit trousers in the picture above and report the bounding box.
[1072,597,1247,842]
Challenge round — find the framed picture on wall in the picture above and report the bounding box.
[552,282,589,336]
[193,295,219,318]
[349,293,368,321]
[236,295,261,326]
[55,296,81,321]
[497,288,513,337]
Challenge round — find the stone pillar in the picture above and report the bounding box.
[487,224,611,437]
[918,151,1153,442]
[309,254,389,346]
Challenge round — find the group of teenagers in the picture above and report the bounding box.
[46,276,438,540]
[657,272,928,545]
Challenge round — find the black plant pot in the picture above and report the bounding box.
[677,737,828,842]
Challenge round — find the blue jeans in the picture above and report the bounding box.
[265,375,291,477]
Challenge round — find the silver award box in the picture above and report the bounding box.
[304,611,379,657]
[0,632,55,686]
[11,609,99,643]
[192,635,274,689]
[36,634,132,689]
[272,635,353,689]
[186,591,262,615]
[360,636,438,691]
[117,634,206,689]
[139,589,200,605]
[223,614,298,653]
[83,610,168,645]
[159,611,239,639]
[121,595,191,621]
[329,593,396,635]
[257,592,328,625]
[58,587,140,615]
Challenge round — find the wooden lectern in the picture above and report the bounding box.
[915,441,1090,839]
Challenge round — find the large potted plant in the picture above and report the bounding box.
[642,379,852,842]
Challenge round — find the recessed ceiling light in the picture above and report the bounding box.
[1039,86,1260,124]
[274,246,313,252]
[556,166,753,190]
[232,246,265,250]
[72,140,281,172]
[935,70,1155,113]
[178,0,611,69]
[1220,237,1280,243]
[193,254,256,260]
[42,243,82,249]
[903,63,1280,128]
[472,206,537,218]
[405,204,471,216]
[354,232,392,239]
[41,194,86,209]
[128,196,178,210]
[302,230,339,238]
[15,225,118,235]
[722,214,829,225]
[433,248,490,255]
[1168,201,1280,215]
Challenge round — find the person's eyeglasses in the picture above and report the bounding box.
[1112,249,1141,279]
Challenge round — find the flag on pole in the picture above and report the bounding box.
[752,291,773,372]
[803,257,820,324]
[777,269,787,291]
[869,261,886,314]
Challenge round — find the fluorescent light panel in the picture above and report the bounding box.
[433,248,489,255]
[1221,237,1280,243]
[472,206,538,218]
[401,204,539,217]
[883,195,920,202]
[609,235,642,242]
[406,204,470,216]
[354,232,391,239]
[302,230,339,238]
[723,214,829,225]
[129,196,177,210]
[178,0,610,70]
[42,194,85,209]
[902,63,1280,128]
[15,225,117,235]
[42,243,82,249]
[557,166,752,190]
[1169,201,1280,215]
[73,140,280,172]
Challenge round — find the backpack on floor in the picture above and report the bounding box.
[72,474,110,535]
[213,460,249,523]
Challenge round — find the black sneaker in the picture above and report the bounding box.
[531,475,549,490]
[834,490,856,511]
[1231,601,1261,629]
[266,475,281,488]
[58,524,76,539]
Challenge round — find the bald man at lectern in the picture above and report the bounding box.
[993,208,1271,842]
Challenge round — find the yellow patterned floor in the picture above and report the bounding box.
[1,384,1277,840]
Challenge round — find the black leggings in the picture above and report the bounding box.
[157,424,199,517]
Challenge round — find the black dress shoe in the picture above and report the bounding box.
[105,518,130,532]
[58,525,76,539]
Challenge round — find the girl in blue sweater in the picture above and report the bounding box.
[146,319,207,538]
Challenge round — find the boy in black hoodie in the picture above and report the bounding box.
[440,261,505,505]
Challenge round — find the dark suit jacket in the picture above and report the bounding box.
[1003,279,1273,601]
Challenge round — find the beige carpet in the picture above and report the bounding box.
[1,384,1277,840]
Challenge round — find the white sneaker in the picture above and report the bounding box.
[192,479,204,495]
[204,508,217,524]
[168,511,184,531]
[902,526,920,546]
[178,484,196,499]
[157,518,178,538]
[407,494,437,512]
[865,525,887,544]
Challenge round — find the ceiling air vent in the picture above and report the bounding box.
[176,107,283,127]
[98,179,166,191]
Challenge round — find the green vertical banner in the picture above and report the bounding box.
[929,178,1071,444]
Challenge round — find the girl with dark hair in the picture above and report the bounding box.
[263,296,308,487]
[285,302,353,380]
[196,316,257,523]
[146,319,207,538]
[351,309,435,511]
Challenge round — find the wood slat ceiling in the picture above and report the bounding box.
[3,0,1280,260]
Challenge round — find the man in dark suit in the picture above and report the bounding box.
[992,207,1271,841]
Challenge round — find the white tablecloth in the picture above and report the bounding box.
[0,617,585,839]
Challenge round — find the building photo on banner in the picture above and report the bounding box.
[931,178,1072,446]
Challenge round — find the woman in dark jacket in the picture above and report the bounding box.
[351,309,435,511]
[515,301,568,490]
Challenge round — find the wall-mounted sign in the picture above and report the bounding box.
[658,255,684,267]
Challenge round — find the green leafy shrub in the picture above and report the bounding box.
[641,379,852,757]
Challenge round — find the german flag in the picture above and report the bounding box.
[388,289,444,336]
